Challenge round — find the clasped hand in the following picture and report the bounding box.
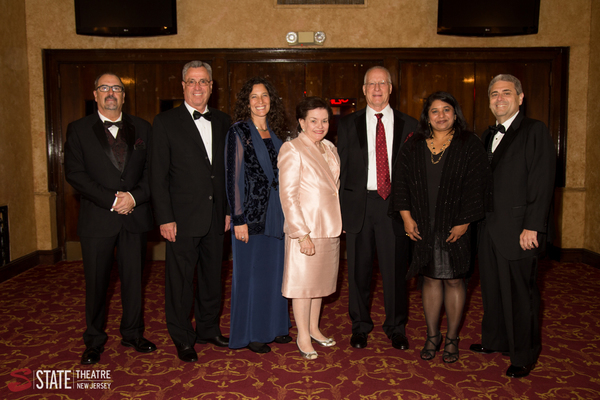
[113,191,134,214]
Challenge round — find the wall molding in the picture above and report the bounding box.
[560,248,600,267]
[0,248,62,283]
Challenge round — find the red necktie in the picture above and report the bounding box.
[375,113,391,200]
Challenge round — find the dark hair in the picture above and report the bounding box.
[94,73,124,89]
[233,77,289,140]
[415,91,469,142]
[295,96,333,134]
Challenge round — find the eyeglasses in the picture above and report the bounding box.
[184,79,212,87]
[96,85,124,92]
[365,81,390,89]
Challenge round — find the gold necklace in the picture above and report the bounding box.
[428,131,453,164]
[254,125,268,132]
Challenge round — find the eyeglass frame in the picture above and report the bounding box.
[364,81,390,89]
[184,79,212,87]
[96,85,125,92]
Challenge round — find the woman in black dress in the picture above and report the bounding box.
[389,92,491,363]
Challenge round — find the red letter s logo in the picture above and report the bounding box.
[8,368,32,392]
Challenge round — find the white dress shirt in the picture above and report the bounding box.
[491,111,519,153]
[184,102,213,164]
[98,111,122,138]
[366,104,394,191]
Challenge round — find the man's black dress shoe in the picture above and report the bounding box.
[274,335,293,344]
[196,334,229,347]
[469,343,509,356]
[81,346,104,365]
[175,343,198,363]
[350,333,368,349]
[391,333,409,350]
[121,337,157,353]
[506,363,534,378]
[247,342,271,353]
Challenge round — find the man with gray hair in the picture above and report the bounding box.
[470,74,555,378]
[151,61,231,362]
[338,66,417,350]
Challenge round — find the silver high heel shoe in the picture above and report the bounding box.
[296,341,318,360]
[310,335,336,347]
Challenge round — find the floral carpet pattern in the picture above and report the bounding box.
[1,258,599,399]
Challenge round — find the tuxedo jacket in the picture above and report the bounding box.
[64,112,153,237]
[482,112,556,260]
[150,104,231,237]
[278,133,342,239]
[337,107,418,235]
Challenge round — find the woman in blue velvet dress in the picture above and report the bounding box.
[225,77,293,353]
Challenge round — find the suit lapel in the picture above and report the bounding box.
[355,110,369,167]
[392,109,405,168]
[178,104,211,169]
[92,118,120,171]
[491,112,523,170]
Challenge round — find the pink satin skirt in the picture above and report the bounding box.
[281,235,340,299]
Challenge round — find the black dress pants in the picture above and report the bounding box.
[479,226,541,366]
[346,192,409,338]
[165,210,224,347]
[81,228,147,348]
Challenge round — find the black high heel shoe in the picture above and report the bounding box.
[443,337,460,364]
[420,332,442,361]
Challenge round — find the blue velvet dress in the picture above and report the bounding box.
[225,121,290,348]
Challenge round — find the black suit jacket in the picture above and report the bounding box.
[338,107,418,235]
[482,112,556,260]
[150,104,231,237]
[64,112,153,237]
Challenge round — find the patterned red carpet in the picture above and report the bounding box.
[1,258,599,399]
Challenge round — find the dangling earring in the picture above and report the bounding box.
[428,122,433,138]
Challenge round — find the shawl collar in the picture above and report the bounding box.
[247,121,284,237]
[490,111,524,170]
[177,103,211,169]
[120,114,136,172]
[92,117,121,172]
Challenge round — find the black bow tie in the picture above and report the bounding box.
[488,124,506,134]
[193,110,211,121]
[103,120,123,129]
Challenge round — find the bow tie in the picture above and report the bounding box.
[488,124,506,134]
[103,120,123,129]
[193,110,211,121]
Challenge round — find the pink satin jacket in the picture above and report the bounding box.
[278,132,342,239]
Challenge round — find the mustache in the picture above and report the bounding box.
[105,95,116,101]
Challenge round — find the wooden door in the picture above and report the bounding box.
[399,61,552,136]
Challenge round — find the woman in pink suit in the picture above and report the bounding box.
[278,97,342,360]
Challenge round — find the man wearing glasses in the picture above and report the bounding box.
[65,73,156,365]
[150,61,231,362]
[338,66,417,351]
